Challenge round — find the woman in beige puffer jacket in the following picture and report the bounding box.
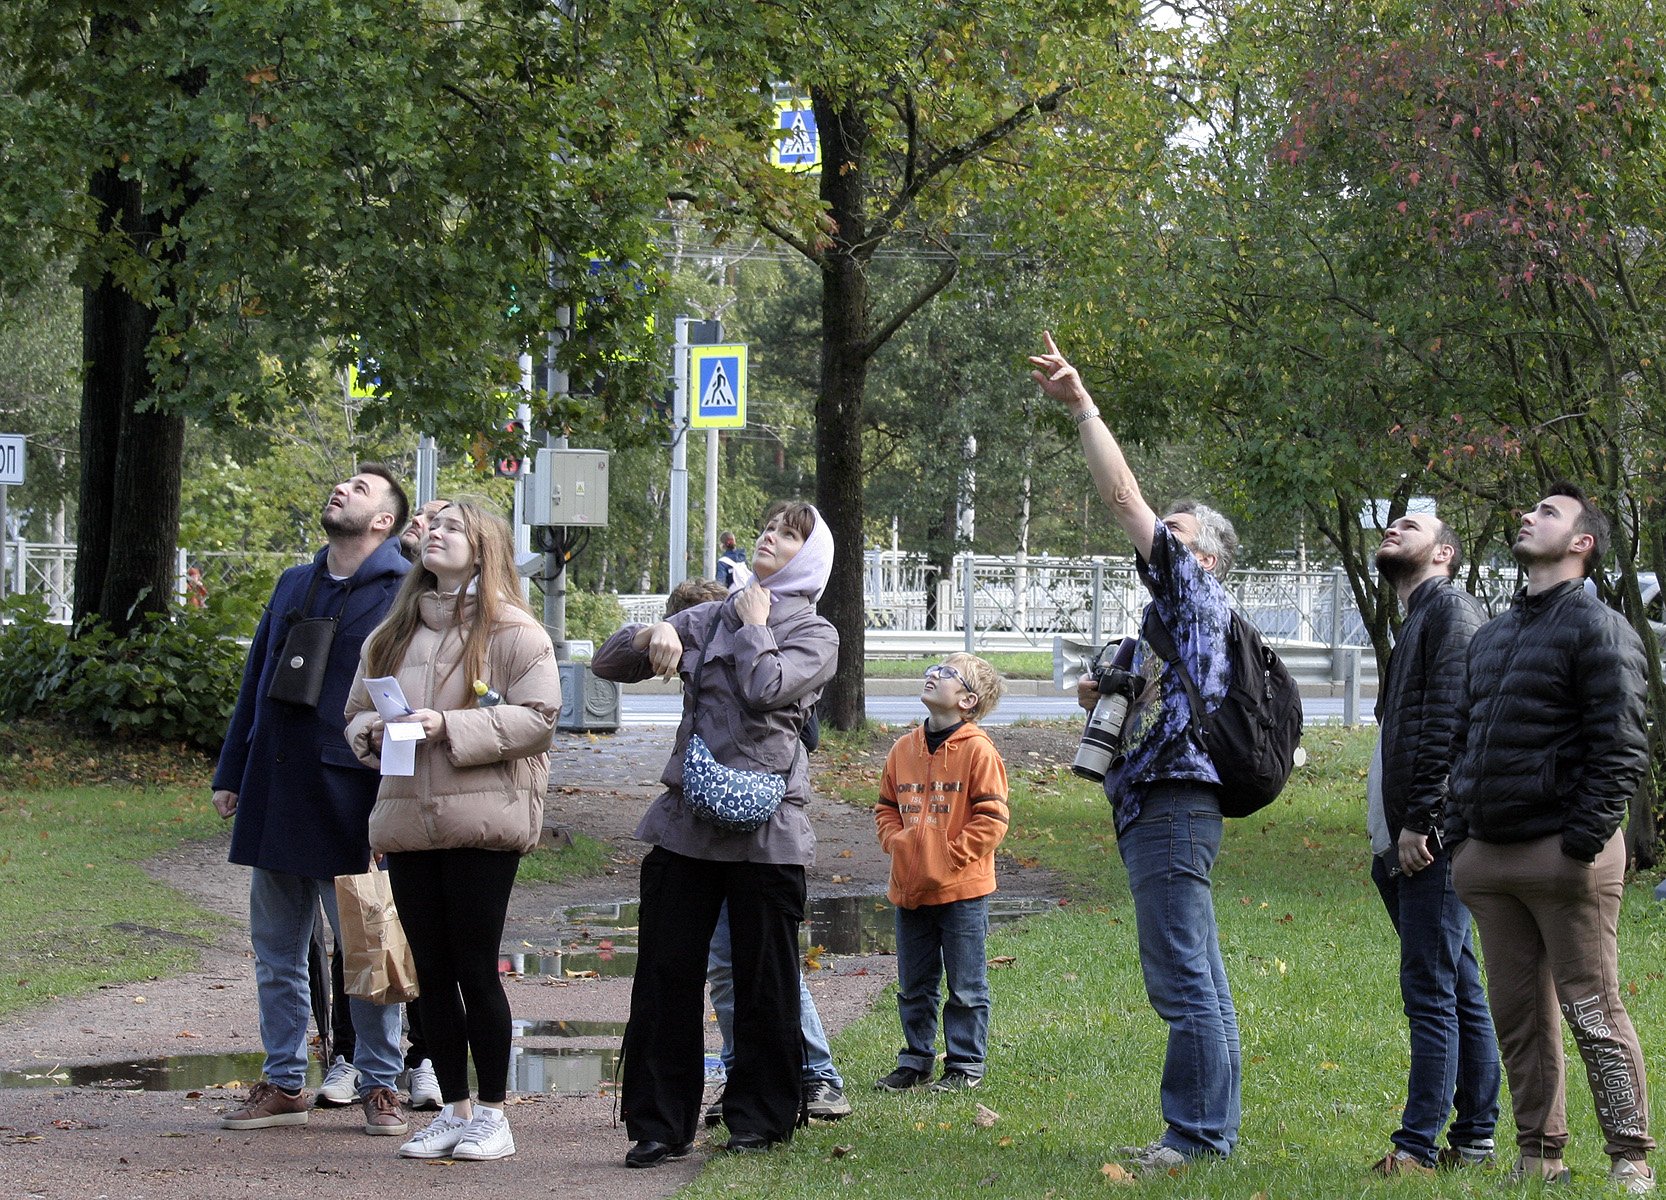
[344,499,559,1163]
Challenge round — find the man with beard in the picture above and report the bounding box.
[212,465,413,1137]
[1447,482,1654,1191]
[1366,513,1500,1177]
[399,498,450,562]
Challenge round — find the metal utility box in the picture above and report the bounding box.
[558,662,621,732]
[526,448,610,527]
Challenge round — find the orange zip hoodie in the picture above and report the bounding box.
[875,722,1010,909]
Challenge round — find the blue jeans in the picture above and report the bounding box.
[1372,851,1501,1163]
[1118,783,1241,1157]
[893,895,991,1078]
[249,867,402,1094]
[708,901,842,1087]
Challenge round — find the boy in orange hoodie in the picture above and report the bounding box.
[873,653,1010,1092]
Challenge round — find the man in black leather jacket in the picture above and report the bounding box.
[1447,482,1654,1191]
[1366,513,1500,1177]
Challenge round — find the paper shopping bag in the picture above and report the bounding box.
[334,866,420,1005]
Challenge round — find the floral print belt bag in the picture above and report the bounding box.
[680,608,788,834]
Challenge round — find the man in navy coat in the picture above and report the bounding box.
[211,465,413,1136]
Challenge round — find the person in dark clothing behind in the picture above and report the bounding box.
[1366,513,1499,1176]
[1447,482,1654,1192]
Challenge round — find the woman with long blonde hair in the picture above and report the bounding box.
[345,499,560,1163]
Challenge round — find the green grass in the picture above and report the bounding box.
[684,727,1666,1198]
[863,651,1054,680]
[0,784,229,1019]
[514,830,615,883]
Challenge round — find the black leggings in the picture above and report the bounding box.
[386,848,521,1104]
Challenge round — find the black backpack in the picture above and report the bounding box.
[1143,607,1304,817]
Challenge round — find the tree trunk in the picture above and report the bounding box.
[813,89,871,729]
[72,157,184,635]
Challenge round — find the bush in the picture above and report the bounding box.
[562,588,627,646]
[0,596,245,751]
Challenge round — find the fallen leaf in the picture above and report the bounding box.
[997,1135,1014,1147]
[974,1103,999,1127]
[564,969,599,979]
[803,945,826,971]
[988,955,1016,968]
[837,849,853,858]
[1100,1162,1133,1183]
[1275,959,1287,976]
[830,874,851,884]
[132,996,147,1004]
[831,1144,853,1158]
[176,1030,198,1038]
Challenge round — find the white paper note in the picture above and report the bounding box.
[364,676,424,776]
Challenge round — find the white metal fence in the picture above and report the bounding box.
[7,541,1521,656]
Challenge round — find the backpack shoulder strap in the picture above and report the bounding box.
[1142,604,1213,744]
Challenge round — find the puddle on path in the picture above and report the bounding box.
[541,891,1060,970]
[1,1037,625,1096]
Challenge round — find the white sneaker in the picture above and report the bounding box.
[316,1056,359,1107]
[398,1106,469,1159]
[452,1106,515,1161]
[406,1059,442,1110]
[1612,1159,1658,1194]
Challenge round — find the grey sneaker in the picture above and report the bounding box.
[804,1080,852,1119]
[406,1058,442,1111]
[1612,1159,1657,1194]
[1133,1144,1192,1175]
[874,1066,931,1092]
[929,1070,982,1093]
[1437,1140,1497,1169]
[316,1056,359,1107]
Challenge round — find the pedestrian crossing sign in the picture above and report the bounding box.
[689,344,747,429]
[770,98,820,174]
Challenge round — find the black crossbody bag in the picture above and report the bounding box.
[266,569,354,708]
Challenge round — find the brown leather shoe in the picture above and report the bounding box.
[1372,1150,1436,1177]
[362,1085,409,1137]
[219,1081,310,1130]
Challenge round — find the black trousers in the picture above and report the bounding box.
[623,846,806,1145]
[386,847,521,1104]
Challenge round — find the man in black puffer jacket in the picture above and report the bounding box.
[1447,482,1653,1191]
[1365,513,1499,1177]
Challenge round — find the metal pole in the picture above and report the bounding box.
[414,436,438,506]
[1341,646,1362,727]
[962,552,975,654]
[669,317,690,591]
[1090,560,1104,647]
[544,304,570,661]
[703,427,719,580]
[515,353,534,605]
[1329,567,1345,681]
[0,484,7,604]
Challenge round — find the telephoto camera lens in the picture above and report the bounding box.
[1071,637,1138,782]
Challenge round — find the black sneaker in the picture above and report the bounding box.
[929,1070,982,1092]
[873,1066,931,1092]
[804,1080,852,1119]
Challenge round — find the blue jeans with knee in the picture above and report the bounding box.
[1118,782,1240,1157]
[249,867,402,1094]
[708,901,842,1087]
[893,895,991,1078]
[1372,850,1501,1163]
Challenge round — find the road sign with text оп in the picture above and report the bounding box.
[0,434,23,485]
[689,344,747,429]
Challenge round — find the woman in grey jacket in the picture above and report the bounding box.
[594,501,838,1167]
[345,500,560,1163]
